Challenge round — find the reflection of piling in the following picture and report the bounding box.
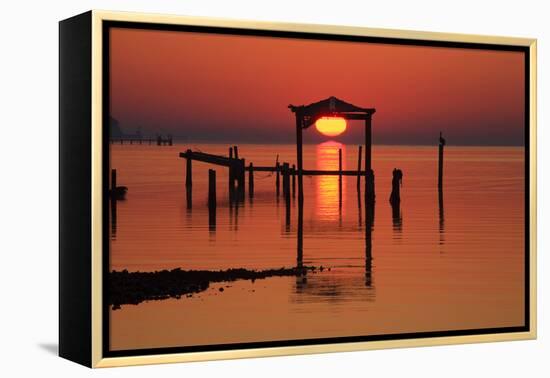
[357,145,362,189]
[365,198,374,287]
[438,132,445,191]
[392,202,402,233]
[208,169,216,230]
[292,164,296,198]
[438,190,445,245]
[297,191,304,270]
[357,185,362,227]
[248,162,254,199]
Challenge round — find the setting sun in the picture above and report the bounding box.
[315,117,347,137]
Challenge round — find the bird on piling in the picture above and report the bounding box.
[439,131,446,146]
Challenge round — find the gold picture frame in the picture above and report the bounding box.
[59,10,537,368]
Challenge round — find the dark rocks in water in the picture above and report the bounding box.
[109,266,317,310]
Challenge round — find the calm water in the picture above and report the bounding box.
[109,143,525,351]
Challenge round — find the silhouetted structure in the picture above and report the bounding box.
[438,131,446,190]
[208,169,216,231]
[109,169,127,200]
[389,168,403,205]
[289,96,376,204]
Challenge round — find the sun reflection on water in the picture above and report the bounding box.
[316,141,345,221]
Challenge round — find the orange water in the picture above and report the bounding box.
[109,143,525,351]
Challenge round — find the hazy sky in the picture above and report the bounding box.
[109,27,525,146]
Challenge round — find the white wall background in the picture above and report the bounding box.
[0,0,547,376]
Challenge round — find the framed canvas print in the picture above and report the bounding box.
[59,10,537,368]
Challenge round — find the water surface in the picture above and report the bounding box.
[109,143,525,351]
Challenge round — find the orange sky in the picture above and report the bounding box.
[109,27,525,145]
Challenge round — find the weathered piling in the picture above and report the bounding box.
[111,169,117,192]
[284,163,291,231]
[357,145,363,189]
[185,151,193,209]
[185,151,192,188]
[292,164,296,198]
[276,161,281,196]
[339,148,343,178]
[248,162,254,199]
[208,169,217,209]
[233,145,239,159]
[438,132,446,191]
[282,163,290,199]
[365,170,375,204]
[389,168,403,205]
[228,147,235,201]
[365,116,375,204]
[237,158,245,193]
[208,169,216,229]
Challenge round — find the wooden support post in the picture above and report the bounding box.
[228,147,235,200]
[248,162,254,199]
[357,145,363,189]
[233,145,239,160]
[238,158,245,201]
[365,117,372,172]
[276,161,281,196]
[339,148,343,177]
[208,169,216,210]
[111,169,116,192]
[438,132,445,191]
[365,116,375,203]
[282,163,291,231]
[185,152,193,209]
[292,164,296,198]
[185,151,192,188]
[282,163,290,199]
[208,169,216,230]
[296,114,304,202]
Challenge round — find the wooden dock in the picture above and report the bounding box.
[110,135,173,146]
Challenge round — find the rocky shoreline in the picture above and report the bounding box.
[109,266,319,310]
